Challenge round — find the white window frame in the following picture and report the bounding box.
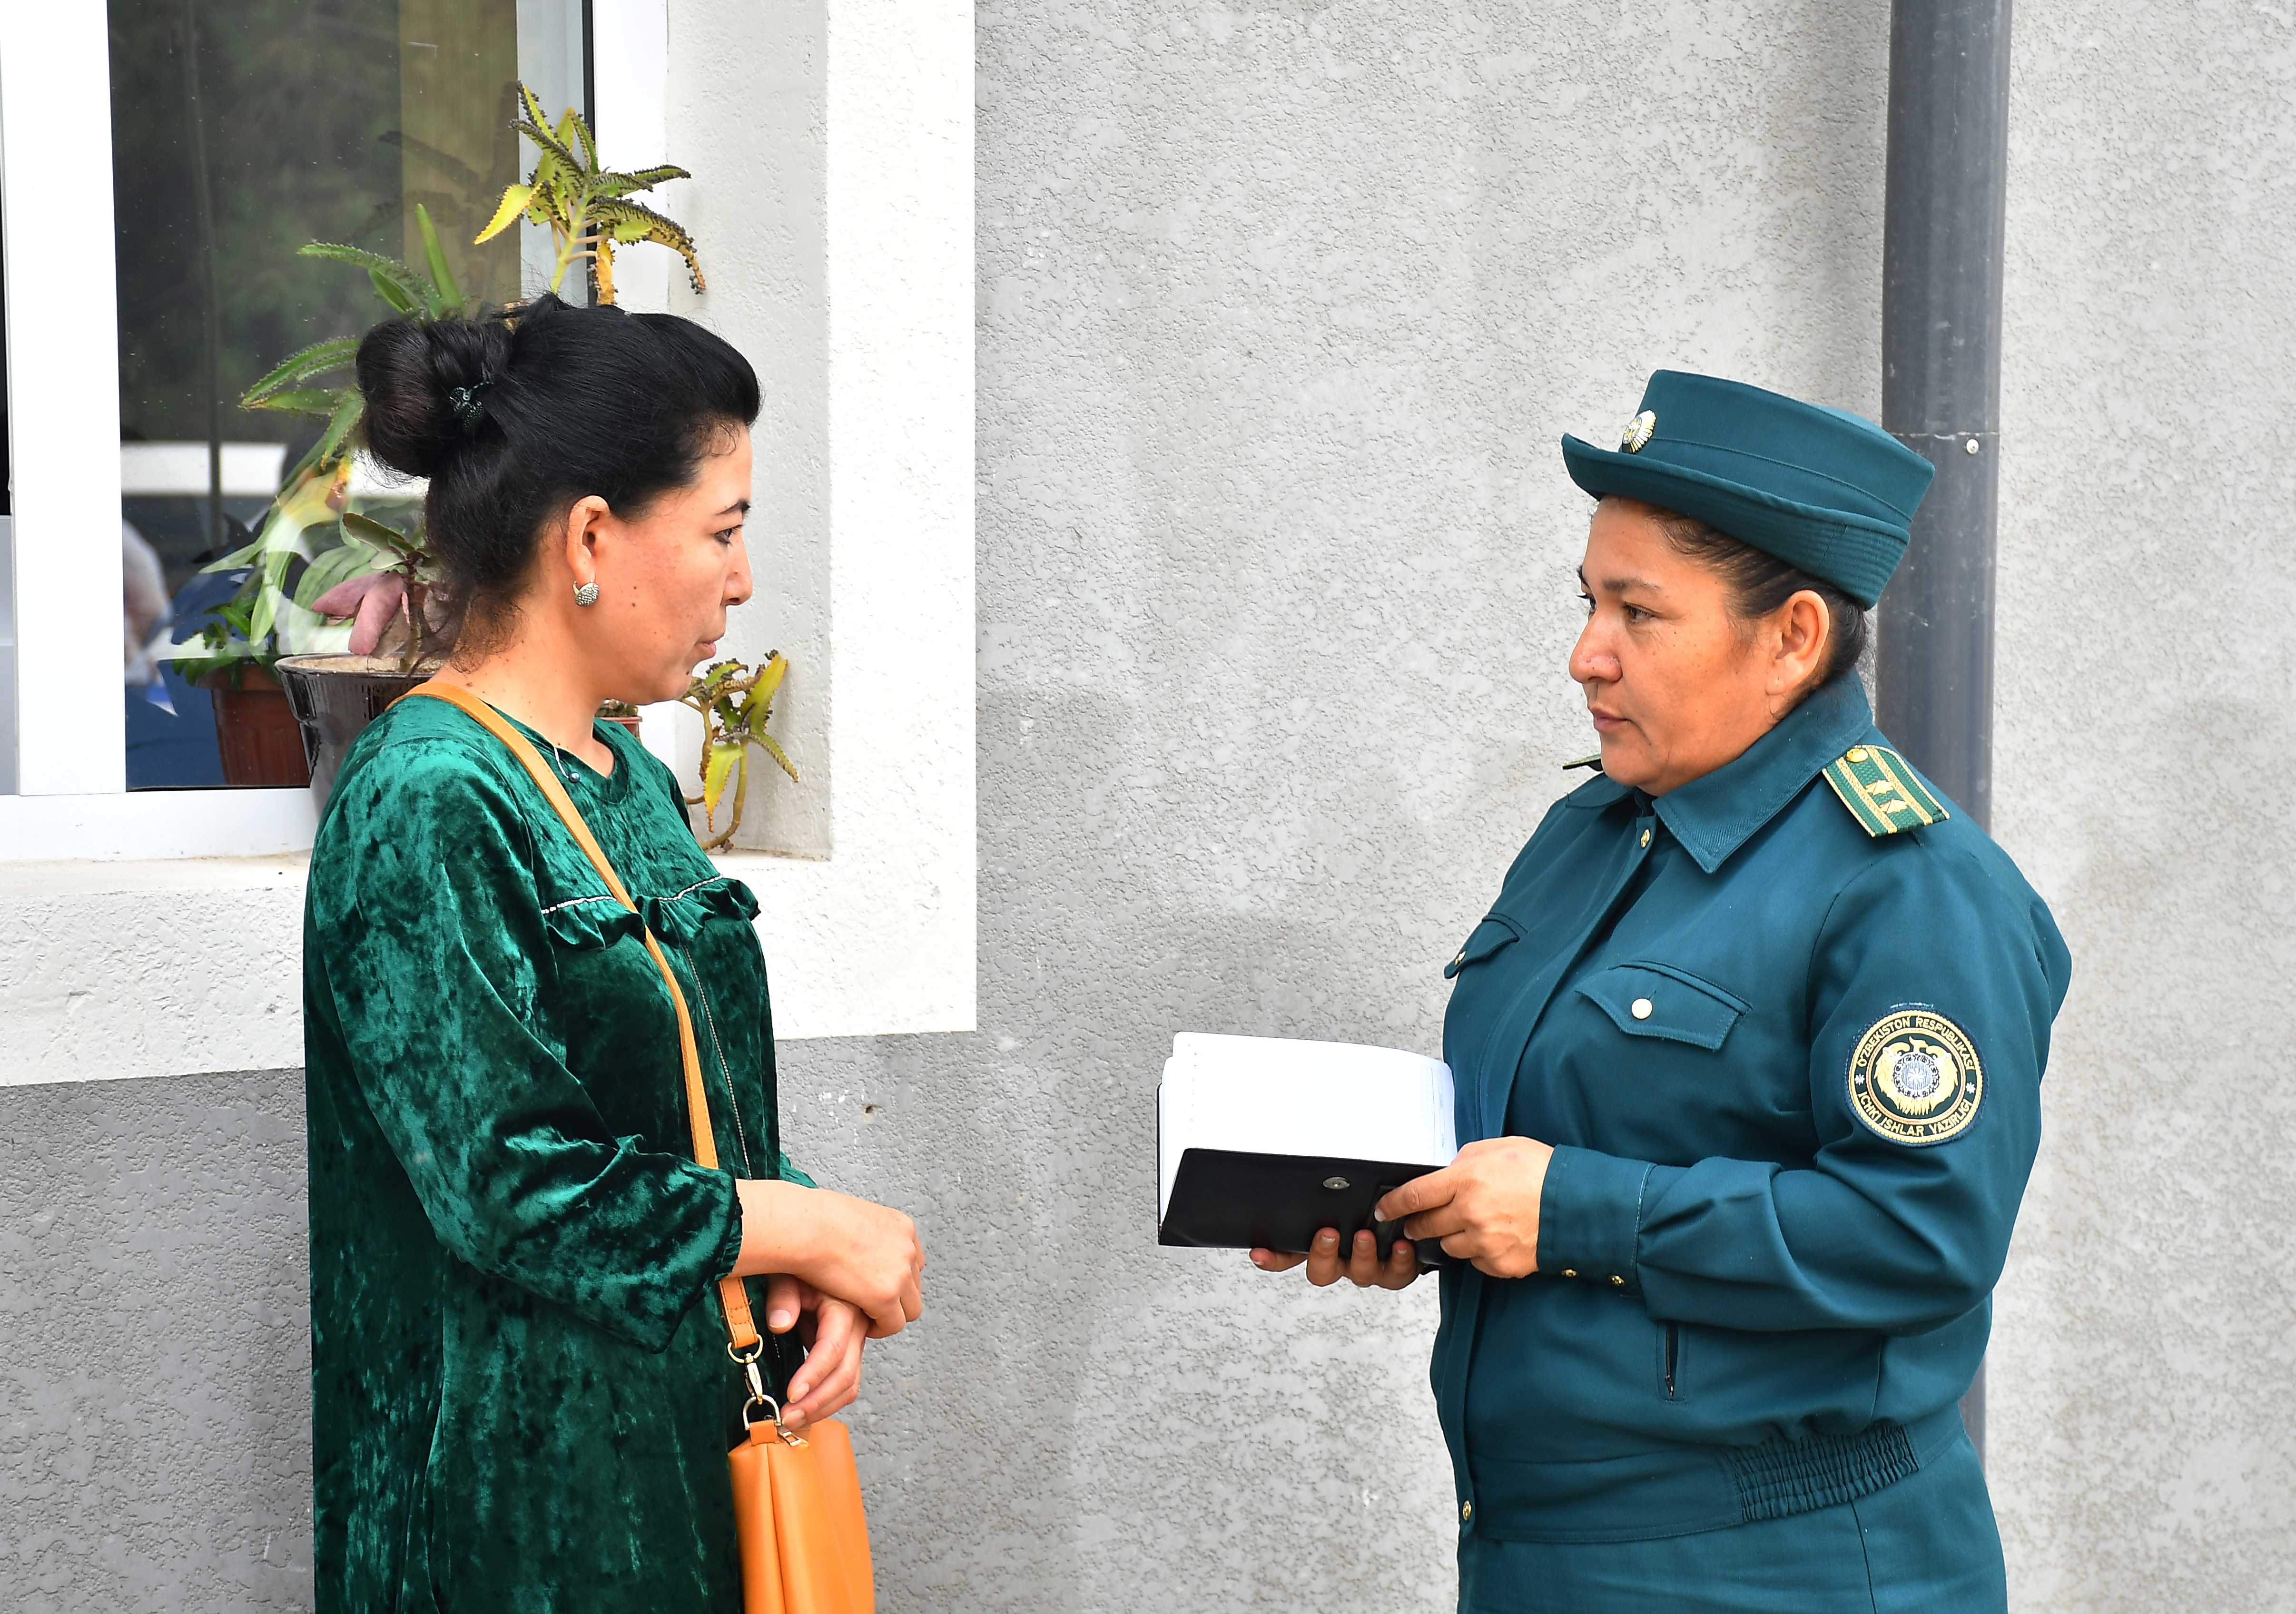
[0,0,974,1082]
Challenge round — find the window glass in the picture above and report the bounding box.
[110,0,586,789]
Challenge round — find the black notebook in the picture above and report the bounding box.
[1155,1034,1458,1257]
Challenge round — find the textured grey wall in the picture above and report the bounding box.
[4,1,2291,1610]
[1983,2,2296,1606]
[0,1072,311,1610]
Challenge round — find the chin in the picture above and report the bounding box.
[1597,737,1659,790]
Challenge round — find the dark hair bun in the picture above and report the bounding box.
[348,295,760,629]
[355,314,515,480]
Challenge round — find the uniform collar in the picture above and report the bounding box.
[1648,676,1873,874]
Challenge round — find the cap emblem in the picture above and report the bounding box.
[1620,410,1657,453]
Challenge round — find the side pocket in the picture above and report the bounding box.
[1662,1323,1685,1403]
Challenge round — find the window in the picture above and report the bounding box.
[110,0,587,793]
[0,0,973,1074]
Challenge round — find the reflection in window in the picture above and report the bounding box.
[111,0,586,789]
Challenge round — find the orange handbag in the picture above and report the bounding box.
[410,683,876,1614]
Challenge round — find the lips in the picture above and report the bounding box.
[1588,708,1628,733]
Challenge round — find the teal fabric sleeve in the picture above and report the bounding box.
[1537,846,2068,1335]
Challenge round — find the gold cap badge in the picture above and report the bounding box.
[1620,410,1657,453]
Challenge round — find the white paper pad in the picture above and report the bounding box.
[1156,1033,1458,1220]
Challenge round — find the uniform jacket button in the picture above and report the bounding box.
[1560,1268,1578,1279]
[1631,997,1654,1020]
[1461,1500,1474,1522]
[1609,1274,1626,1287]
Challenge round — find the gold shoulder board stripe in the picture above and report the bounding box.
[1822,744,1949,837]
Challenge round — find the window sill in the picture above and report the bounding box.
[0,843,969,1090]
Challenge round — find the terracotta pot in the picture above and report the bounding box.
[600,711,644,738]
[275,655,447,804]
[198,666,313,789]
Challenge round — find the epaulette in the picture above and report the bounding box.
[1822,744,1948,837]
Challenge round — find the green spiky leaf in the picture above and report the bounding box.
[414,204,462,315]
[301,241,425,301]
[513,118,584,177]
[593,164,689,198]
[280,392,365,488]
[368,268,417,313]
[341,510,424,561]
[241,337,360,406]
[474,182,536,245]
[568,108,600,171]
[293,542,384,610]
[755,731,799,783]
[245,548,296,644]
[243,386,346,418]
[701,738,743,820]
[201,536,265,573]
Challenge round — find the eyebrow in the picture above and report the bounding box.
[713,499,751,518]
[1577,565,1662,595]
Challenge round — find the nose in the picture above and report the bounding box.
[724,533,755,609]
[1569,614,1616,689]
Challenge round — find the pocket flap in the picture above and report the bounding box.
[1444,915,1521,979]
[1575,963,1747,1049]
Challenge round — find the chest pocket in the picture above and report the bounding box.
[1444,915,1520,978]
[1575,962,1748,1051]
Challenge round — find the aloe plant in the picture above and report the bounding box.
[680,655,798,851]
[169,207,468,683]
[475,83,703,305]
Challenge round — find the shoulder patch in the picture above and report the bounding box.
[1847,1007,1983,1146]
[1822,745,1948,837]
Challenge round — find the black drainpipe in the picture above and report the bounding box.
[1877,0,2013,1464]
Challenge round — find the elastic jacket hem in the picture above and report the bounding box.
[1462,1404,1965,1544]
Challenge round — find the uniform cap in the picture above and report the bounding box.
[1560,370,1936,608]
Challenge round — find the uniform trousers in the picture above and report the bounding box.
[1457,1433,2005,1613]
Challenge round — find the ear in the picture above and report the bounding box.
[1769,589,1832,702]
[559,495,612,592]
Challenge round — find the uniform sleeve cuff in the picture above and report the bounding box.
[1537,1145,1655,1293]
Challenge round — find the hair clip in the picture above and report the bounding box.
[447,378,496,436]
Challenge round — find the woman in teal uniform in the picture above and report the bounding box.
[305,296,926,1610]
[1255,370,2070,1611]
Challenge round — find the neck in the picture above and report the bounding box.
[434,609,610,760]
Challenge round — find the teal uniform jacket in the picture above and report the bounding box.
[1433,675,2070,1545]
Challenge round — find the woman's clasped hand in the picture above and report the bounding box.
[1249,1136,1555,1288]
[736,1180,926,1430]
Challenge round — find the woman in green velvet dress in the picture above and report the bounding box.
[305,295,926,1612]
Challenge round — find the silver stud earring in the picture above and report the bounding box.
[573,581,600,607]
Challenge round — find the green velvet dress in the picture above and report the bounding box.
[304,694,805,1613]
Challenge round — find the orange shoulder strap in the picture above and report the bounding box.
[405,681,761,1354]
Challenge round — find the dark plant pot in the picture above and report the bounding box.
[198,665,313,789]
[276,655,446,804]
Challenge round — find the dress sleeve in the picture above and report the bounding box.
[1536,844,2072,1335]
[311,740,744,1351]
